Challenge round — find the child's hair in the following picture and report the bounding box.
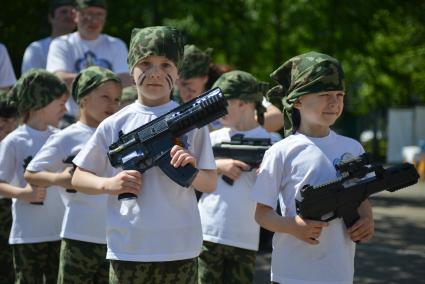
[7,69,68,119]
[71,66,121,105]
[0,90,17,118]
[266,51,345,137]
[212,70,268,125]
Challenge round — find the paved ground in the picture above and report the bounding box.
[253,181,425,283]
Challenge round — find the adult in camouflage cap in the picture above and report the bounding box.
[7,69,68,116]
[128,26,184,74]
[179,45,212,81]
[71,66,121,104]
[266,51,345,137]
[75,0,107,9]
[213,70,269,125]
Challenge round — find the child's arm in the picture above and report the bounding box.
[0,181,46,203]
[71,167,142,196]
[170,145,217,193]
[347,199,374,242]
[24,168,73,189]
[255,203,328,245]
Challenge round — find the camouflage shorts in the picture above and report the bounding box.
[57,238,109,284]
[109,257,197,284]
[198,241,257,284]
[12,240,61,284]
[0,198,14,284]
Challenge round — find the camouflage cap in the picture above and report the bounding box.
[128,26,184,74]
[179,45,212,80]
[121,85,138,103]
[7,69,67,116]
[49,0,76,13]
[267,51,345,137]
[213,70,268,125]
[75,0,107,9]
[212,70,268,103]
[0,90,17,118]
[71,66,121,103]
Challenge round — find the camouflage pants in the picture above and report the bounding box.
[12,240,61,284]
[57,238,109,284]
[0,199,14,284]
[109,257,197,284]
[198,241,257,284]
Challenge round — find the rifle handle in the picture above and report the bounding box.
[222,175,234,186]
[118,192,137,201]
[30,202,43,205]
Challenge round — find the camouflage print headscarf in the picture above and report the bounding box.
[121,85,138,103]
[127,26,184,74]
[7,69,67,116]
[267,51,345,137]
[49,0,76,13]
[71,66,121,104]
[213,70,269,125]
[75,0,107,9]
[179,45,212,80]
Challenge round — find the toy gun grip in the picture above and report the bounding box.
[342,208,361,244]
[157,150,199,187]
[222,175,234,185]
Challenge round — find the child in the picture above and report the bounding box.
[0,90,18,283]
[252,52,375,284]
[197,70,281,284]
[24,66,122,283]
[71,26,217,284]
[0,69,68,283]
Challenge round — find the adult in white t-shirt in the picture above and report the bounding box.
[21,0,76,74]
[46,0,132,117]
[0,43,17,90]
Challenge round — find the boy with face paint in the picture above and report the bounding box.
[252,52,375,284]
[197,71,281,284]
[0,69,68,283]
[71,26,217,284]
[24,66,122,284]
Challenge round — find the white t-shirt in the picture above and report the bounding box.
[251,130,364,284]
[27,122,107,244]
[46,32,128,117]
[0,125,65,244]
[73,100,216,262]
[0,43,17,88]
[199,126,280,251]
[21,37,52,74]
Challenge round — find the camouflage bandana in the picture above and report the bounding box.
[179,45,212,80]
[75,0,107,9]
[121,85,138,103]
[267,51,345,137]
[213,70,268,124]
[7,69,67,116]
[127,26,184,74]
[49,0,76,13]
[71,66,121,103]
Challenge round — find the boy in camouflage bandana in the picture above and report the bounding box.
[71,26,217,284]
[252,52,374,283]
[0,69,68,283]
[25,66,122,284]
[198,70,281,284]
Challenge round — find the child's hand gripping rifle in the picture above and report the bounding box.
[107,87,228,200]
[296,153,419,238]
[212,134,272,185]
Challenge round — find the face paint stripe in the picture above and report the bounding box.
[136,73,146,87]
[165,74,173,90]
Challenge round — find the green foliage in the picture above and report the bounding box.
[1,0,424,117]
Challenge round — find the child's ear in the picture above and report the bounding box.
[293,98,302,109]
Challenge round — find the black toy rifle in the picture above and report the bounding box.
[108,87,228,200]
[62,155,77,193]
[212,133,272,185]
[296,153,419,237]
